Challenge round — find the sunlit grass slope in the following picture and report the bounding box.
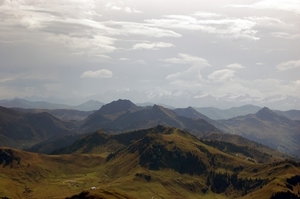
[0,126,299,198]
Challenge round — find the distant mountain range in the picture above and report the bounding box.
[79,99,220,136]
[14,108,94,121]
[174,106,300,156]
[0,98,104,111]
[217,107,300,156]
[194,105,262,120]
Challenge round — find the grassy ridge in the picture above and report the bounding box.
[1,126,300,198]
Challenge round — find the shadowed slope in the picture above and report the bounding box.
[218,107,300,156]
[0,106,73,149]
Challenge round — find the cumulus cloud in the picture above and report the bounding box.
[105,2,142,13]
[132,42,174,50]
[208,69,236,81]
[277,59,300,71]
[163,53,210,67]
[80,69,113,78]
[164,54,210,89]
[226,63,245,69]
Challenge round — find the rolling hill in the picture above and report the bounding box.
[1,126,299,199]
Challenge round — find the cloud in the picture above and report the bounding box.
[145,15,259,40]
[192,12,223,18]
[163,54,211,90]
[163,53,210,67]
[0,0,180,58]
[105,2,142,13]
[80,69,113,78]
[108,21,182,38]
[226,63,245,69]
[227,0,300,14]
[271,32,300,40]
[47,34,117,55]
[119,57,130,61]
[277,59,300,71]
[208,69,236,81]
[132,42,174,50]
[164,54,210,89]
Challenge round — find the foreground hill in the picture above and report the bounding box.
[52,125,290,164]
[0,106,73,149]
[217,107,300,156]
[1,126,299,199]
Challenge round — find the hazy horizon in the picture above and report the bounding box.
[1,0,299,109]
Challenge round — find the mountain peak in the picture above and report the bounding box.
[98,99,138,114]
[255,107,278,121]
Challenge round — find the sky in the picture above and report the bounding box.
[0,0,299,109]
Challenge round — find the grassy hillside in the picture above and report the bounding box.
[1,126,299,199]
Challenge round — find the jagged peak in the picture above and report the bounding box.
[255,107,278,121]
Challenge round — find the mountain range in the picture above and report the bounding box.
[1,98,299,156]
[194,105,262,120]
[173,106,300,156]
[217,107,300,156]
[79,100,221,138]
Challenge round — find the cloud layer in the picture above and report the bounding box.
[0,0,299,109]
